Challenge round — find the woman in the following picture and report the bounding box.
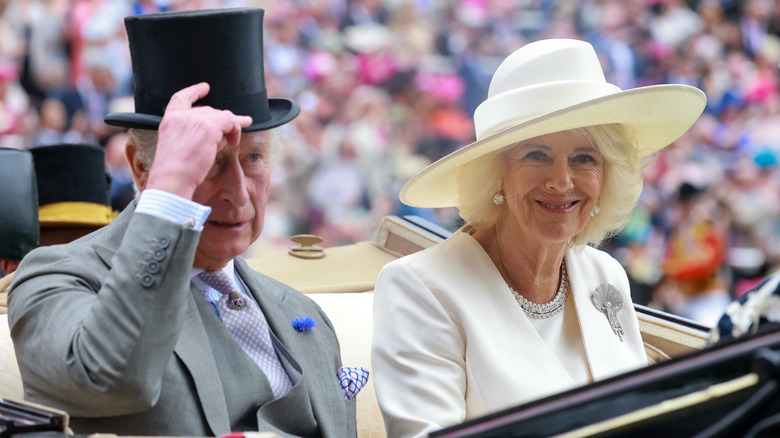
[371,39,706,437]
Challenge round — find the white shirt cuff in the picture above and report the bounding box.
[135,189,211,230]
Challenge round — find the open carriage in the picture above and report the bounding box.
[3,215,774,437]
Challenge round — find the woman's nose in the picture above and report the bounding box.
[546,160,573,191]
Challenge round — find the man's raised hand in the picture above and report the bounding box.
[145,83,253,199]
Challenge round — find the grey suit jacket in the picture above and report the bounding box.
[8,204,356,437]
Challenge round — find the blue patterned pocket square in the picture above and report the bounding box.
[337,366,369,401]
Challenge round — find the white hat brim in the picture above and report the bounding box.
[400,84,706,208]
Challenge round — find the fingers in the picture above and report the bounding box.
[223,114,254,146]
[165,82,210,113]
[166,82,253,145]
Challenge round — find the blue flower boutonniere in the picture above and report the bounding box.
[292,316,317,332]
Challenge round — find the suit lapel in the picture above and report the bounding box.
[235,258,349,437]
[172,284,232,436]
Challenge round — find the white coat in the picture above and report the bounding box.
[372,231,647,438]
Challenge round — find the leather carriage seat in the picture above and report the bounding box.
[247,216,444,438]
[1,274,24,401]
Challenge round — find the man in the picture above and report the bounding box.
[8,8,357,437]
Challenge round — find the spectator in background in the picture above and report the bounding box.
[74,47,120,141]
[0,60,30,148]
[659,182,731,326]
[30,143,117,246]
[103,131,134,211]
[30,97,68,146]
[6,0,780,326]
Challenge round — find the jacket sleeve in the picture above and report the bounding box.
[7,213,199,416]
[371,258,467,438]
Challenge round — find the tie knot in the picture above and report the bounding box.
[198,270,237,296]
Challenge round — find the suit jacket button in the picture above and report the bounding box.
[141,274,154,288]
[152,248,166,261]
[157,237,170,249]
[146,260,161,274]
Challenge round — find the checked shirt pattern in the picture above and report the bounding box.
[198,270,293,399]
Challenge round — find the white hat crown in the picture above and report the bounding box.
[400,38,706,208]
[474,39,622,139]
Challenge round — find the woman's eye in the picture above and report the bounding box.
[573,154,597,164]
[524,151,548,161]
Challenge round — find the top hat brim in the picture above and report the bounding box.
[400,84,706,208]
[104,98,300,132]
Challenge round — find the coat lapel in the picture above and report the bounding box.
[172,285,232,435]
[235,258,349,438]
[566,250,645,381]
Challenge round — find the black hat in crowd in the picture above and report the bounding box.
[30,144,117,228]
[0,148,39,259]
[104,8,300,132]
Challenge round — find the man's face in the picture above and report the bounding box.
[191,130,274,270]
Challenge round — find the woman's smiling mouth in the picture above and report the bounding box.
[537,201,578,209]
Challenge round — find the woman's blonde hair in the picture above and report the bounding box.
[455,124,644,248]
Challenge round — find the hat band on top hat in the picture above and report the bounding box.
[136,89,272,124]
[38,202,118,228]
[474,80,622,140]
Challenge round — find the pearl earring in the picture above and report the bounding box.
[493,193,505,205]
[591,205,601,217]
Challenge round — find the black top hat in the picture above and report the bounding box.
[104,8,299,132]
[0,148,39,259]
[30,144,117,228]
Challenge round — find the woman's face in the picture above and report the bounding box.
[501,130,605,245]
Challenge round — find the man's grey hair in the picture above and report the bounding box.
[127,127,284,170]
[127,127,284,197]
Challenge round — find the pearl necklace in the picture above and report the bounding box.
[507,262,568,319]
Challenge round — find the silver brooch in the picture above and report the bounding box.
[591,284,624,341]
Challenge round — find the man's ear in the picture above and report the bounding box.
[125,142,149,191]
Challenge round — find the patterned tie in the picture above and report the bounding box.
[197,269,293,399]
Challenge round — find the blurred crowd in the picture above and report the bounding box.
[3,0,780,325]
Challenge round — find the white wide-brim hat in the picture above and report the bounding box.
[401,39,707,208]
